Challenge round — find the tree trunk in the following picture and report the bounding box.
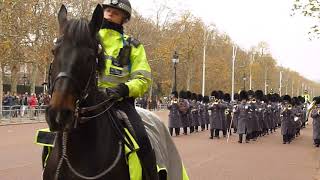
[30,62,38,94]
[10,65,18,94]
[0,64,4,118]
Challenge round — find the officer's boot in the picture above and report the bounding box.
[238,134,243,143]
[139,150,159,180]
[209,129,214,139]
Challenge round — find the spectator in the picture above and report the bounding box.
[20,92,29,117]
[28,93,38,119]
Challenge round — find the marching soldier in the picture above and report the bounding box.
[311,96,320,147]
[209,91,219,139]
[281,95,295,144]
[186,91,194,133]
[234,90,250,143]
[224,93,232,136]
[261,95,270,135]
[292,97,303,137]
[203,96,210,130]
[209,91,226,139]
[232,93,240,133]
[255,90,265,137]
[266,94,275,134]
[167,91,182,136]
[178,90,190,135]
[247,90,259,141]
[299,95,308,128]
[198,94,206,131]
[191,93,200,132]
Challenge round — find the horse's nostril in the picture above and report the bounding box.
[46,106,75,131]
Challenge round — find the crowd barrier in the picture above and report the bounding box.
[0,104,169,125]
[0,105,47,124]
[135,103,168,111]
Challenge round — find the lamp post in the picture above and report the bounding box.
[22,73,28,92]
[249,53,254,90]
[279,71,282,96]
[231,45,237,101]
[172,51,179,92]
[242,73,247,90]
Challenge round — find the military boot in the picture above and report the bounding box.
[209,129,214,139]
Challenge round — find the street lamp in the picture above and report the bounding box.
[22,73,28,93]
[42,82,48,93]
[231,45,237,101]
[172,51,179,92]
[242,73,247,90]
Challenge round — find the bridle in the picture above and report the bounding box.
[48,37,114,127]
[47,37,132,180]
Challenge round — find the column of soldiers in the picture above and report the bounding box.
[167,90,210,136]
[167,89,312,145]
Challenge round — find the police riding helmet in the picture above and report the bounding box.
[102,0,132,21]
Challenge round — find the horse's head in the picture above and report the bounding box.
[47,4,105,131]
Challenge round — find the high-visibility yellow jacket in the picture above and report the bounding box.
[304,93,310,103]
[98,28,151,98]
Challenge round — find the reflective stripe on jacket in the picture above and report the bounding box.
[98,28,151,98]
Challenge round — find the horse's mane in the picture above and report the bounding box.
[60,18,106,75]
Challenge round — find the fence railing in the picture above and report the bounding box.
[0,105,47,124]
[0,104,169,125]
[135,103,168,111]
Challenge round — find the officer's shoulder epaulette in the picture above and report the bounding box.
[126,36,141,48]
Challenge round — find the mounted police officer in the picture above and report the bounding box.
[99,0,157,179]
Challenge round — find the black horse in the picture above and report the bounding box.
[42,4,189,180]
[43,4,131,180]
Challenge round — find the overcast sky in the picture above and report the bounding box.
[131,0,320,82]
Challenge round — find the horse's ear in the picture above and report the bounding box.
[89,4,103,37]
[58,4,68,34]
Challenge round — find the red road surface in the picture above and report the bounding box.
[0,111,319,180]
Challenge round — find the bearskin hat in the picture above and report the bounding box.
[191,93,197,100]
[292,97,299,106]
[203,96,209,103]
[314,96,320,104]
[186,91,192,99]
[247,90,255,97]
[255,90,264,100]
[262,95,268,103]
[197,94,203,101]
[224,93,231,102]
[211,90,219,99]
[218,90,224,100]
[270,93,276,102]
[179,90,186,99]
[266,94,273,102]
[282,95,291,103]
[298,96,305,103]
[274,93,280,102]
[234,93,239,100]
[239,90,248,100]
[171,91,178,98]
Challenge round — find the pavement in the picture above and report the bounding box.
[0,110,320,180]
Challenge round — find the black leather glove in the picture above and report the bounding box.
[106,83,129,100]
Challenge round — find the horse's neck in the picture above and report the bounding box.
[65,90,121,170]
[45,90,130,179]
